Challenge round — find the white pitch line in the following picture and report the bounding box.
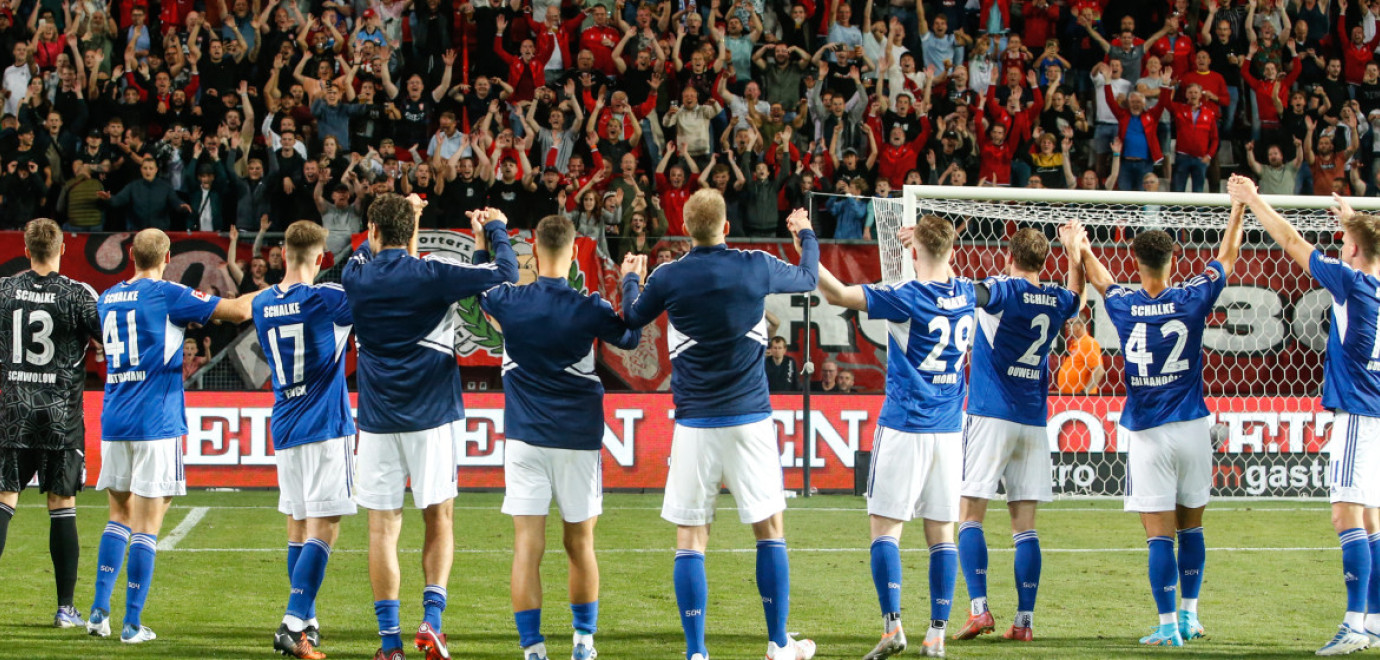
[157,507,210,551]
[159,546,1342,555]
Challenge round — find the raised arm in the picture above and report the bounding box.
[1215,197,1247,276]
[1078,241,1116,297]
[1058,220,1088,313]
[1228,174,1315,271]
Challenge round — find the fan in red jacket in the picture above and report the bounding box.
[1164,83,1220,192]
[1341,13,1380,84]
[1104,83,1168,190]
[655,142,698,236]
[527,5,584,71]
[579,5,624,76]
[1241,55,1301,132]
[495,14,554,104]
[985,73,1043,147]
[977,117,1021,185]
[1177,51,1230,116]
[876,118,933,188]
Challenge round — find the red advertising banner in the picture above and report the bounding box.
[79,392,1331,492]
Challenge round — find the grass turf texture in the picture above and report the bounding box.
[0,491,1349,659]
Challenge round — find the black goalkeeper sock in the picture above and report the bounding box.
[0,502,13,561]
[49,507,78,608]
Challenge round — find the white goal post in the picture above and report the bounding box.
[863,185,1380,499]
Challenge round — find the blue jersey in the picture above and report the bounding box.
[1311,251,1380,416]
[341,225,518,434]
[252,283,356,450]
[97,278,220,441]
[864,278,977,434]
[1103,261,1226,431]
[480,275,642,450]
[968,276,1080,426]
[624,233,819,425]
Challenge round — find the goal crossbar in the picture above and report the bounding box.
[902,185,1380,210]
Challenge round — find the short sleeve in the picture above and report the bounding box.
[1311,250,1358,302]
[165,283,220,327]
[980,276,1008,310]
[1057,286,1081,322]
[317,283,353,326]
[863,283,912,322]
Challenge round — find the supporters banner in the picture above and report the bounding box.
[79,393,1332,497]
[597,242,1339,396]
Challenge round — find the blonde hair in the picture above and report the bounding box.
[1345,213,1380,262]
[283,221,329,265]
[913,214,956,260]
[683,189,727,242]
[131,228,170,270]
[23,218,61,262]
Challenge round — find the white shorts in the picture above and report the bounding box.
[354,421,460,511]
[276,437,359,520]
[95,438,186,498]
[1123,416,1212,513]
[661,419,786,526]
[1328,412,1380,507]
[960,415,1053,503]
[501,439,603,523]
[867,426,962,523]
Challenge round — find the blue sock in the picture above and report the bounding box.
[1177,527,1205,606]
[375,599,402,650]
[929,543,958,624]
[1369,534,1380,623]
[423,584,447,632]
[1012,530,1041,613]
[515,608,544,648]
[286,541,314,620]
[1342,528,1372,617]
[1147,536,1178,617]
[123,533,157,628]
[287,541,303,580]
[674,550,708,659]
[756,539,790,647]
[870,536,902,617]
[957,522,988,607]
[286,538,330,621]
[91,521,130,615]
[571,600,598,635]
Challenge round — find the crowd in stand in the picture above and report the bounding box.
[6,0,1380,261]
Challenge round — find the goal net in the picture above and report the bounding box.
[868,185,1380,499]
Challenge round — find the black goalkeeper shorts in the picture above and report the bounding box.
[0,448,85,496]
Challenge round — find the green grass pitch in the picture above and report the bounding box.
[0,491,1353,659]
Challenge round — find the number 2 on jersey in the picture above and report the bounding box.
[1124,320,1189,377]
[102,310,139,369]
[266,323,305,386]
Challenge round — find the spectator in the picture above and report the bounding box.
[1165,83,1221,192]
[1306,114,1358,194]
[664,87,720,162]
[764,336,798,392]
[315,179,364,261]
[836,369,857,393]
[96,159,189,229]
[182,337,210,383]
[815,360,840,392]
[1246,138,1305,194]
[1056,317,1105,395]
[1104,84,1167,191]
[1091,60,1132,178]
[57,160,105,231]
[1241,46,1302,140]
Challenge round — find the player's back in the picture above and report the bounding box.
[0,271,100,449]
[968,276,1080,425]
[480,277,640,449]
[1310,251,1380,416]
[632,242,817,420]
[865,277,977,433]
[97,278,220,441]
[1102,262,1226,431]
[341,243,517,433]
[252,282,356,449]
